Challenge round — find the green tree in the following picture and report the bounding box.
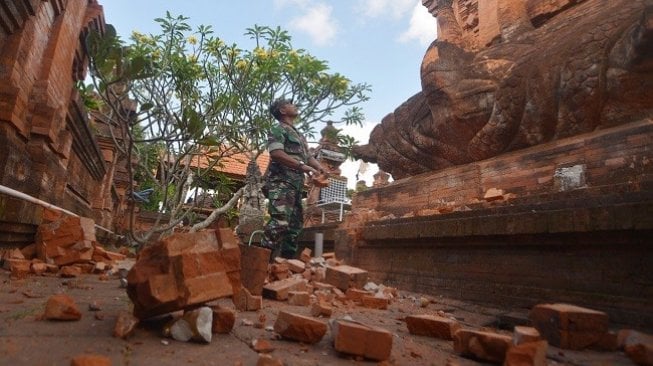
[85,13,370,245]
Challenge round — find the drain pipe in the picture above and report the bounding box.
[0,184,120,237]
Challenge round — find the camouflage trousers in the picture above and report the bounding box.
[261,180,304,259]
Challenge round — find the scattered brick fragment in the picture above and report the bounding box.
[529,303,608,349]
[504,340,548,366]
[113,311,139,339]
[273,311,326,344]
[211,305,235,334]
[332,319,393,361]
[263,277,307,301]
[325,265,368,291]
[453,329,512,363]
[287,291,311,306]
[513,326,541,345]
[405,314,461,340]
[45,294,82,321]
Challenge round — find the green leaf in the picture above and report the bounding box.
[140,102,154,111]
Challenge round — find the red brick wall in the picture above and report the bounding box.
[0,0,118,245]
[337,120,653,329]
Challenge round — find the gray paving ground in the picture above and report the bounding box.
[0,267,639,366]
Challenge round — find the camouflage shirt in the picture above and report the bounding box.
[265,122,311,188]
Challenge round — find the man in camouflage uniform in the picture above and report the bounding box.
[261,99,327,259]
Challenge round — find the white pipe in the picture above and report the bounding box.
[314,232,324,258]
[0,184,120,237]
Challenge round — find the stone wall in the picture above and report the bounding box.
[0,0,122,245]
[337,120,653,328]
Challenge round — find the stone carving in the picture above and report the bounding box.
[354,0,653,179]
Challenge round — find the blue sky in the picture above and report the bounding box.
[101,0,437,187]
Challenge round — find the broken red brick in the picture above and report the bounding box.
[20,243,37,260]
[300,248,312,263]
[210,305,235,334]
[256,354,284,366]
[60,265,82,278]
[70,354,111,366]
[361,295,390,310]
[273,311,327,344]
[405,314,461,340]
[45,294,82,321]
[126,230,241,319]
[345,288,371,302]
[6,259,30,278]
[513,325,541,345]
[504,340,548,366]
[453,329,512,363]
[325,265,368,291]
[333,319,393,361]
[618,329,653,365]
[30,261,48,276]
[113,310,139,339]
[270,263,290,281]
[287,291,311,306]
[262,277,307,301]
[483,188,505,201]
[529,303,608,349]
[285,259,306,273]
[251,338,275,353]
[310,301,333,318]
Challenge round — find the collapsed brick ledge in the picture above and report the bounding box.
[360,190,653,241]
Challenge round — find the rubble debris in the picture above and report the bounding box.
[44,294,82,321]
[126,229,241,319]
[619,329,653,365]
[453,329,512,363]
[361,295,389,310]
[504,340,548,366]
[257,354,284,366]
[233,286,262,311]
[273,311,327,344]
[70,354,111,366]
[405,314,461,340]
[310,301,333,318]
[36,215,95,266]
[483,188,505,202]
[287,291,311,306]
[285,259,306,273]
[345,288,371,302]
[251,338,275,353]
[332,319,393,361]
[325,265,368,291]
[513,325,542,345]
[529,303,608,350]
[113,311,139,339]
[263,277,307,301]
[299,248,312,263]
[60,265,82,278]
[210,305,236,334]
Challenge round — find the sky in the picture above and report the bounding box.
[101,0,438,188]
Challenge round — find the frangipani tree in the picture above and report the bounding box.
[85,13,370,245]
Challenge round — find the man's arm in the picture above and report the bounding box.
[269,149,319,175]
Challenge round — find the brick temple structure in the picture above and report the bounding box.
[0,0,129,245]
[320,0,653,329]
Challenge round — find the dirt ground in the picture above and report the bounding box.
[0,263,640,366]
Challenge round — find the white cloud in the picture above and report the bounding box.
[398,1,437,46]
[289,3,339,46]
[355,0,415,19]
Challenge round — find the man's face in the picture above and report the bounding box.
[281,103,299,119]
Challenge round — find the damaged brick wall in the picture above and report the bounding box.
[337,121,653,328]
[0,0,121,245]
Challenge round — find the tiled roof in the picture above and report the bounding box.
[191,149,270,181]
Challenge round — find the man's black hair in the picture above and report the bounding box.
[269,99,292,120]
